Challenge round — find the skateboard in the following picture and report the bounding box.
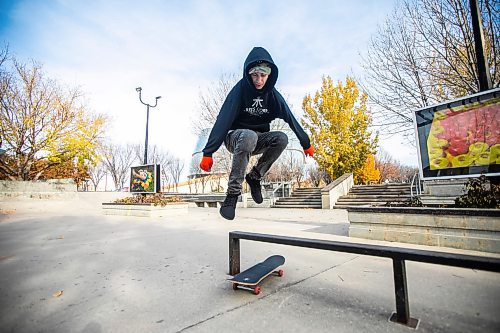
[228,255,285,295]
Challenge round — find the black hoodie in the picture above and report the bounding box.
[202,47,311,157]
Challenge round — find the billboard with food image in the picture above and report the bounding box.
[414,88,500,179]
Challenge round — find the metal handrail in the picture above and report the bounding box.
[410,172,422,198]
[270,182,291,205]
[229,231,500,328]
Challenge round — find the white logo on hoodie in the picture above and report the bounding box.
[245,97,268,116]
[252,97,263,108]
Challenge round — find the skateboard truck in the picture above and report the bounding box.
[232,269,284,295]
[228,256,285,295]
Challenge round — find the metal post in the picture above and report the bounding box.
[229,233,241,275]
[469,0,492,91]
[144,105,150,164]
[390,258,419,328]
[136,87,161,165]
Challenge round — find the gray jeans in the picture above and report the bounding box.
[224,129,288,195]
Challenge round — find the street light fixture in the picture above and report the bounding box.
[136,87,161,164]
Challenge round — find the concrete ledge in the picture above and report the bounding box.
[1,192,79,199]
[0,179,78,199]
[348,207,500,253]
[321,173,353,209]
[184,193,269,208]
[420,179,467,206]
[102,203,189,217]
[245,197,271,208]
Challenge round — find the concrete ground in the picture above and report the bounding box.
[0,193,499,333]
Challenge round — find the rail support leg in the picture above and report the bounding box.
[389,258,419,329]
[229,234,240,275]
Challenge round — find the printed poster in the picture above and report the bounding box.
[130,164,160,193]
[414,89,500,179]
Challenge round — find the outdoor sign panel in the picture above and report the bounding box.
[413,88,500,180]
[130,164,161,193]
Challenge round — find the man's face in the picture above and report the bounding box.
[251,72,269,90]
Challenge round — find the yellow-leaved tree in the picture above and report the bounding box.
[357,154,380,184]
[0,49,106,181]
[302,76,378,183]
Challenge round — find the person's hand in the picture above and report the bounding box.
[304,146,314,157]
[199,156,213,172]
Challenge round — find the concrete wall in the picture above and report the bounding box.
[321,173,354,209]
[420,178,468,205]
[0,179,78,199]
[348,207,500,253]
[102,202,189,217]
[423,179,468,196]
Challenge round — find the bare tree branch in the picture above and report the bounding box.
[360,0,499,140]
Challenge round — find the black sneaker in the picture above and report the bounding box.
[245,174,263,204]
[220,194,239,220]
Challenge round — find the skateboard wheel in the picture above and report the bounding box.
[278,269,284,277]
[232,283,239,290]
[253,286,261,295]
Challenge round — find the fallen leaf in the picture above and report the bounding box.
[0,209,16,215]
[52,290,64,298]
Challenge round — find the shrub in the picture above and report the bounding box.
[455,175,499,209]
[114,194,183,207]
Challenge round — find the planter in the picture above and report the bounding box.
[347,207,500,253]
[102,202,189,217]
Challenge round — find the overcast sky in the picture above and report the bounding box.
[0,0,418,179]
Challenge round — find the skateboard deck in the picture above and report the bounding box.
[228,255,285,294]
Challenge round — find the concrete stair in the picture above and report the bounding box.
[334,183,412,208]
[272,187,322,209]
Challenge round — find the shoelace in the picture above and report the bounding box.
[222,195,238,207]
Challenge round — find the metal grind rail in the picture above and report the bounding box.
[229,231,500,329]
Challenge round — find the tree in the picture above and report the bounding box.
[0,49,106,180]
[190,73,237,185]
[88,161,106,191]
[102,144,136,190]
[132,143,176,190]
[192,73,238,136]
[356,154,381,184]
[375,148,419,183]
[375,149,402,182]
[167,157,184,192]
[361,0,499,139]
[302,76,378,183]
[264,149,305,186]
[40,158,90,187]
[306,164,331,187]
[132,144,173,167]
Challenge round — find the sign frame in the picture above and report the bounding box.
[129,164,161,193]
[413,88,500,180]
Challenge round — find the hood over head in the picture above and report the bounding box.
[243,47,278,94]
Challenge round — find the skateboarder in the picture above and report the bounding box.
[199,46,314,220]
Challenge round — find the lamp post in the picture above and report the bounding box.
[469,0,492,92]
[136,87,161,164]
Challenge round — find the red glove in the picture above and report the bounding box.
[199,156,213,172]
[304,146,314,157]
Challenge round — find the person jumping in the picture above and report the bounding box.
[199,46,314,220]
